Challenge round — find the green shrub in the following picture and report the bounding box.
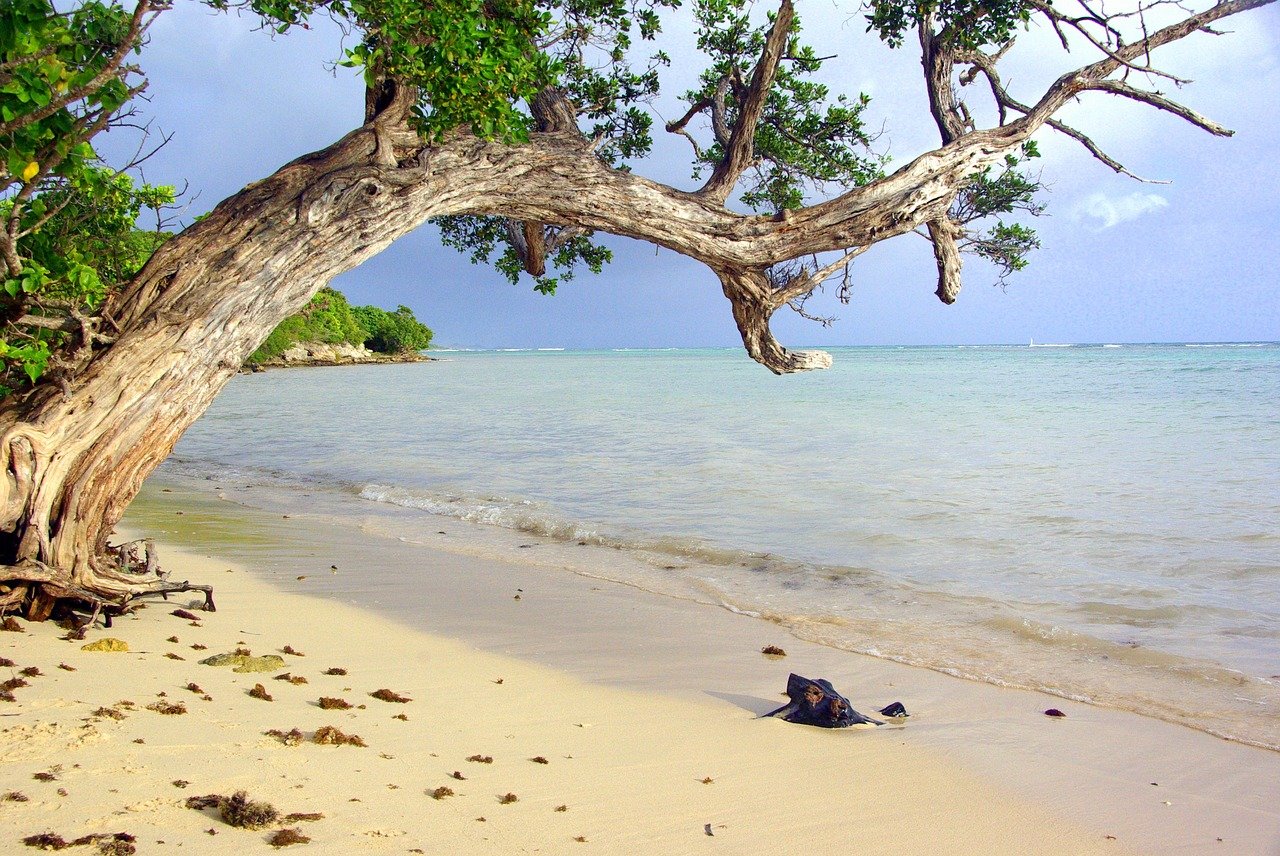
[352,304,433,354]
[248,288,431,363]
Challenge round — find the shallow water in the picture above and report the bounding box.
[160,343,1280,748]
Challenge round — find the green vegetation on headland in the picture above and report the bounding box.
[247,288,433,365]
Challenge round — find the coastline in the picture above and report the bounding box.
[1,539,1119,854]
[3,477,1276,853]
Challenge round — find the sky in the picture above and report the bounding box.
[100,0,1280,350]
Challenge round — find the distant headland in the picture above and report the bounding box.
[244,287,433,370]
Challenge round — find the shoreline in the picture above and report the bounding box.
[3,475,1263,852]
[4,538,1138,853]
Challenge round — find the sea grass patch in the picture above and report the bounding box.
[199,652,286,673]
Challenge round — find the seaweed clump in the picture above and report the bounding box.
[248,684,274,702]
[265,728,305,746]
[369,688,411,703]
[429,786,455,800]
[761,645,786,657]
[146,700,187,715]
[219,791,280,829]
[268,828,310,848]
[317,697,351,710]
[312,726,365,747]
[322,667,347,676]
[20,831,136,853]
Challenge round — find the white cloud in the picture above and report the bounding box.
[1071,192,1169,230]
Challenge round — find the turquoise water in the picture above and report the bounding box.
[163,343,1280,747]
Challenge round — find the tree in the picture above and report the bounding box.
[351,304,433,354]
[0,0,1273,620]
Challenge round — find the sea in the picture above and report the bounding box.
[157,343,1280,749]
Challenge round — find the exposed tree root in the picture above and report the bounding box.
[0,541,214,628]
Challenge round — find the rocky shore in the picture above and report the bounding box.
[245,341,431,370]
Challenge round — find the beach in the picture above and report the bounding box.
[2,476,1277,854]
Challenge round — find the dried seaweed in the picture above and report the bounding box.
[146,700,187,715]
[466,755,493,764]
[321,668,347,676]
[219,791,279,830]
[184,794,222,810]
[264,728,305,747]
[369,688,411,703]
[248,684,274,702]
[312,726,365,747]
[429,786,455,800]
[498,793,519,805]
[267,828,310,848]
[317,697,351,710]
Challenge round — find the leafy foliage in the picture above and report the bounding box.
[435,215,611,295]
[1,0,172,395]
[681,0,884,212]
[352,303,433,353]
[951,142,1044,282]
[866,0,1033,49]
[223,0,559,142]
[247,287,432,362]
